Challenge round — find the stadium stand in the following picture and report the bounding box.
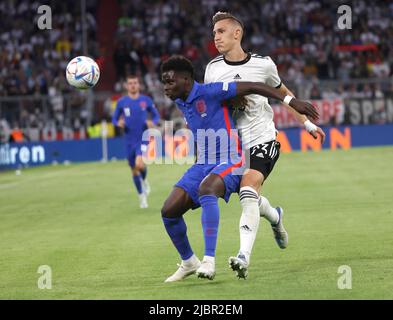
[0,0,392,142]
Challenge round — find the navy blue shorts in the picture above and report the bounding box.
[126,143,144,168]
[175,162,243,209]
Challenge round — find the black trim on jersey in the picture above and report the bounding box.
[211,54,223,61]
[209,55,224,65]
[275,81,282,89]
[224,52,251,65]
[210,58,224,65]
[251,53,268,59]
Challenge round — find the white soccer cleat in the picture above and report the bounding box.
[165,256,201,283]
[271,207,288,249]
[138,193,148,209]
[196,258,216,280]
[142,179,151,196]
[228,253,249,279]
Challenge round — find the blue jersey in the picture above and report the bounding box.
[175,81,241,164]
[112,94,160,146]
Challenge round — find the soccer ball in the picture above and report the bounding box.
[66,56,100,89]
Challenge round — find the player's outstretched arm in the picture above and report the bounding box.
[235,82,319,120]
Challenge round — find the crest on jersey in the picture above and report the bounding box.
[196,99,207,117]
[139,101,147,109]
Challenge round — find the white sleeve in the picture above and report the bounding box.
[264,56,282,88]
[204,63,212,84]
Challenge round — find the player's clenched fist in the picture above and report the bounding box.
[288,99,320,121]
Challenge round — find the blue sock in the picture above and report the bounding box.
[199,195,220,257]
[140,168,147,180]
[162,217,193,260]
[132,175,143,194]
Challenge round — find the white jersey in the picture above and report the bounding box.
[204,53,282,150]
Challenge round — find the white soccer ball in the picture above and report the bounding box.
[66,56,100,89]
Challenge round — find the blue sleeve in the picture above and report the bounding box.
[203,82,237,101]
[147,98,160,125]
[112,100,122,126]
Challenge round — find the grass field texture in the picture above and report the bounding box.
[0,146,392,299]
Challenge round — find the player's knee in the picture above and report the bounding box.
[137,162,145,172]
[198,183,214,196]
[161,203,176,218]
[198,177,223,197]
[135,157,144,172]
[241,169,264,190]
[161,205,170,218]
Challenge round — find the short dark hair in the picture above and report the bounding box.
[161,55,194,79]
[212,11,244,30]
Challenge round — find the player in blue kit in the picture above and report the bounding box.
[160,55,318,282]
[112,75,160,208]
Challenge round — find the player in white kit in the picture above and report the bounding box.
[205,12,325,279]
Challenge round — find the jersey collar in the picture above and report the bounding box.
[224,52,251,66]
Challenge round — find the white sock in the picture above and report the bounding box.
[259,196,279,225]
[184,254,198,265]
[238,186,260,263]
[138,193,146,200]
[142,179,151,194]
[202,255,215,265]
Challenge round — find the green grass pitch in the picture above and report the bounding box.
[0,146,392,300]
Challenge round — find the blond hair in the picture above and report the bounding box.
[212,11,244,30]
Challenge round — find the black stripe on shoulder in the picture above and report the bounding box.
[251,54,269,60]
[209,55,224,64]
[209,58,224,65]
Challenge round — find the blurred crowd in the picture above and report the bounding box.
[112,0,393,120]
[0,0,98,137]
[113,0,393,81]
[1,0,393,142]
[0,0,98,97]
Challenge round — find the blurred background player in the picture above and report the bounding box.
[160,55,319,282]
[112,75,160,208]
[205,12,326,278]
